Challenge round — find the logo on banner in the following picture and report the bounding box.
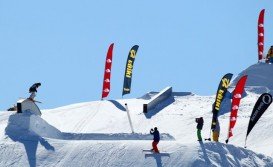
[106,59,112,63]
[130,50,136,58]
[215,78,231,111]
[231,117,236,121]
[262,94,272,104]
[123,88,130,91]
[126,60,133,78]
[234,94,241,99]
[232,105,239,110]
[103,88,110,93]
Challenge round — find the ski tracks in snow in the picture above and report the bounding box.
[50,141,80,167]
[73,102,101,132]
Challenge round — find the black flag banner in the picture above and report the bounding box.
[246,93,272,138]
[211,73,233,130]
[122,45,139,96]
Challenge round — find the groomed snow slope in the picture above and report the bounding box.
[231,62,273,92]
[0,63,273,167]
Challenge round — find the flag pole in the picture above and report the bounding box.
[125,103,134,133]
[226,117,231,144]
[244,137,247,148]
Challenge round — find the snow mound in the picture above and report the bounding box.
[5,112,175,141]
[0,91,272,166]
[138,91,193,100]
[5,112,62,139]
[1,63,273,166]
[231,63,273,93]
[138,91,159,100]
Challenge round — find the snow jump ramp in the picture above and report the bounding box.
[143,86,172,113]
[17,98,41,116]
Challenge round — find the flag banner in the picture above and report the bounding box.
[246,93,272,138]
[122,45,139,96]
[226,75,248,143]
[258,9,265,61]
[102,43,114,99]
[211,73,233,130]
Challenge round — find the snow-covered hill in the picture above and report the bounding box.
[0,63,273,167]
[231,63,273,92]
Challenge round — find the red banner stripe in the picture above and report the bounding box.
[258,9,265,60]
[227,75,248,139]
[102,43,114,99]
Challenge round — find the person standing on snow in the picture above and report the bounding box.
[212,119,220,142]
[28,83,41,101]
[266,46,273,63]
[195,117,204,141]
[150,127,160,153]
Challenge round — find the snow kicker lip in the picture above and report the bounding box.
[61,132,175,141]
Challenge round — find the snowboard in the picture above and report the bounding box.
[142,149,170,154]
[32,99,42,103]
[19,97,42,103]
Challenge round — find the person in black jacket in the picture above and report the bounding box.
[196,117,204,141]
[28,83,41,101]
[150,127,160,153]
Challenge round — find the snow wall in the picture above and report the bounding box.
[6,113,62,139]
[17,99,41,116]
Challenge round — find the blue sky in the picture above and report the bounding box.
[0,1,272,110]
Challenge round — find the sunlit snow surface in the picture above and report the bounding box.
[0,63,273,167]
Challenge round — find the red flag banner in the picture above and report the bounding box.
[258,9,265,61]
[102,43,114,99]
[225,75,248,143]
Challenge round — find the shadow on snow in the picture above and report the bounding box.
[107,100,126,111]
[5,112,175,166]
[145,153,170,167]
[5,114,54,167]
[144,92,192,119]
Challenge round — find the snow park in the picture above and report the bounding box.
[1,1,273,167]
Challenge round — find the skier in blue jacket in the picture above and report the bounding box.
[150,127,160,153]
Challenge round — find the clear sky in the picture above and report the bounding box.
[0,1,272,110]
